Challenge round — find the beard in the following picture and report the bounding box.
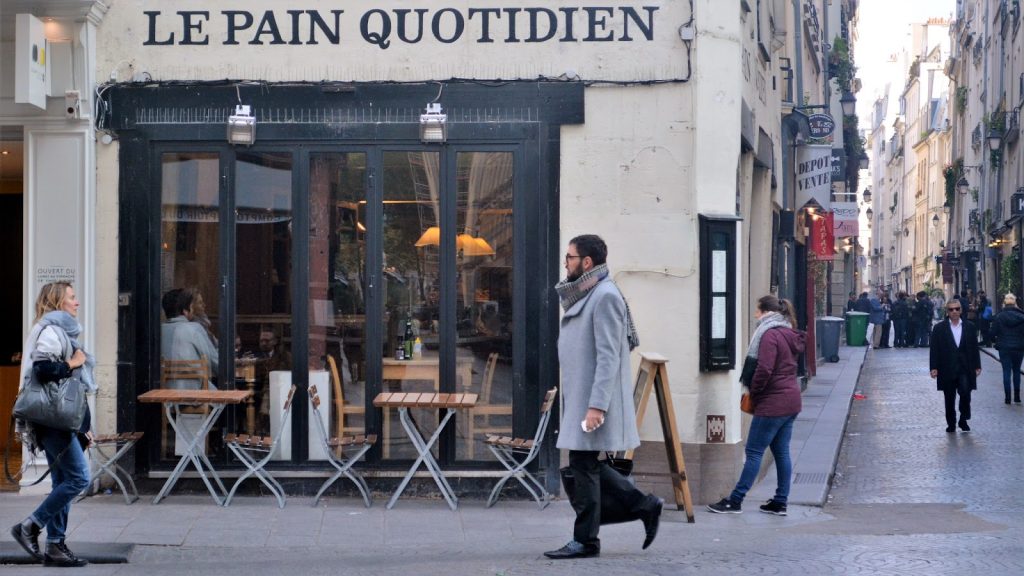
[566,264,583,282]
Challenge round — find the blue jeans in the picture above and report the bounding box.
[729,414,797,505]
[30,427,90,542]
[999,348,1024,398]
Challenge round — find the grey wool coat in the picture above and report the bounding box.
[555,278,641,452]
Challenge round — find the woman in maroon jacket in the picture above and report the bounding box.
[708,294,805,516]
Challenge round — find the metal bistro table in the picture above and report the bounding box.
[373,392,477,510]
[138,389,252,505]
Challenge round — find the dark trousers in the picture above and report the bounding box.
[568,450,648,547]
[943,373,972,427]
[879,321,891,347]
[915,320,931,347]
[892,319,906,347]
[979,319,991,345]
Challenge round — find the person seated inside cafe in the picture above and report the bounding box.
[161,287,220,389]
[257,327,292,431]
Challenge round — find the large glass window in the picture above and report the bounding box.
[159,152,221,459]
[454,152,514,460]
[234,152,293,444]
[308,152,368,459]
[379,151,443,459]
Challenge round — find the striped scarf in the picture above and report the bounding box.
[555,263,640,350]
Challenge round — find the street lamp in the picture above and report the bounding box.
[987,127,1003,152]
[932,213,940,227]
[840,90,857,117]
[943,203,951,214]
[865,207,873,220]
[862,188,872,203]
[858,153,869,170]
[957,176,970,195]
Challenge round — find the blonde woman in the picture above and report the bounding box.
[11,282,94,567]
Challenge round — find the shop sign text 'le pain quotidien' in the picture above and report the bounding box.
[142,6,661,49]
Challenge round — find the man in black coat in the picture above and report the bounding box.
[891,292,911,348]
[929,300,982,433]
[913,291,934,347]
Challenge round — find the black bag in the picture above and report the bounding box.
[13,370,88,432]
[560,454,637,525]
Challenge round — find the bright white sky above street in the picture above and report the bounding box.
[854,0,955,130]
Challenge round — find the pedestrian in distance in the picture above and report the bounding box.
[10,282,94,567]
[544,234,662,560]
[990,293,1024,405]
[930,299,982,433]
[977,290,993,347]
[845,292,857,313]
[913,291,934,347]
[878,294,892,349]
[891,292,911,348]
[707,294,805,517]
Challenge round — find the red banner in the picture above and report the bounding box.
[811,212,835,260]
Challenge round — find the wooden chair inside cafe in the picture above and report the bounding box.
[327,355,365,443]
[467,352,512,459]
[159,356,211,458]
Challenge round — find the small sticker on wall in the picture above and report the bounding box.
[707,415,725,443]
[36,266,75,285]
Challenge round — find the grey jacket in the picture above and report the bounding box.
[161,316,219,389]
[555,278,641,452]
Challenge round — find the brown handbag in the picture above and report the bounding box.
[740,393,754,414]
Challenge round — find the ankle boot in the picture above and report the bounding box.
[9,518,42,561]
[1016,388,1021,403]
[43,540,88,567]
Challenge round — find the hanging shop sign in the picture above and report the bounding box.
[1011,192,1024,216]
[830,148,846,182]
[807,114,835,139]
[811,212,835,260]
[796,145,832,210]
[831,201,858,237]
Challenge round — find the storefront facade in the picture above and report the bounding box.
[4,0,804,501]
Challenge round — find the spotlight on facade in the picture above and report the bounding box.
[420,103,448,143]
[227,105,256,145]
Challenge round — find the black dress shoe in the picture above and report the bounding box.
[10,519,42,562]
[641,496,663,550]
[946,425,955,433]
[959,421,971,432]
[544,540,600,559]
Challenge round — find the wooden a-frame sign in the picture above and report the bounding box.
[624,352,695,522]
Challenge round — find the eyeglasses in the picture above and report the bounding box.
[947,307,961,312]
[565,254,582,263]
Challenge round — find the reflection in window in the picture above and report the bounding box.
[159,152,221,459]
[308,153,368,459]
[235,152,293,441]
[456,152,513,460]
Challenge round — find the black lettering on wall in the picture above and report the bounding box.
[583,7,614,42]
[619,6,658,41]
[558,7,578,42]
[144,11,174,45]
[250,11,286,45]
[395,9,428,43]
[180,11,210,45]
[502,8,522,42]
[432,8,465,43]
[361,9,392,49]
[468,8,501,43]
[222,11,253,45]
[287,10,303,44]
[307,10,343,44]
[525,8,557,42]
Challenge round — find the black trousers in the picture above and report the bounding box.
[943,373,973,427]
[568,450,648,547]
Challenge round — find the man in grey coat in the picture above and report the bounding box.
[544,234,663,560]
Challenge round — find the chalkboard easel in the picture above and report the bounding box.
[625,352,695,523]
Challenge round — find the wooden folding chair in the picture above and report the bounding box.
[160,356,211,457]
[484,387,558,509]
[80,432,145,504]
[327,355,365,439]
[467,352,512,458]
[223,385,296,508]
[308,384,376,507]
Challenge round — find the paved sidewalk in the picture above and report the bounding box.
[748,345,866,505]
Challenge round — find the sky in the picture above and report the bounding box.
[854,0,956,130]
